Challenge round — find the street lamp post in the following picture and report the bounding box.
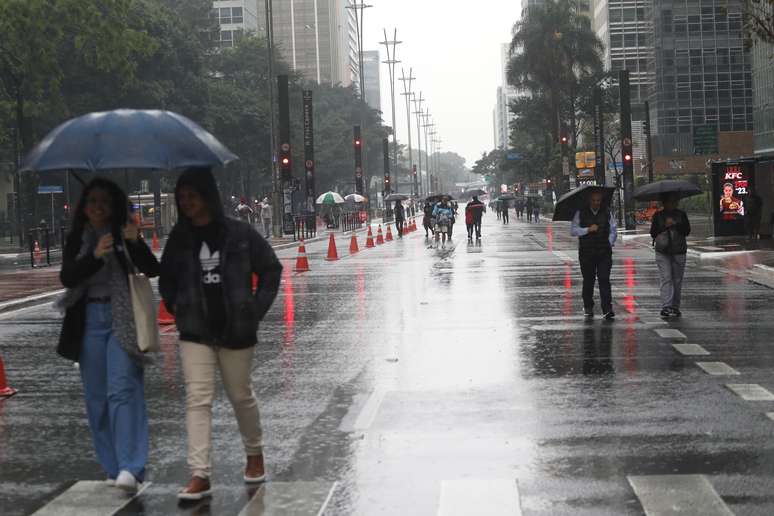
[422,113,434,194]
[264,0,282,237]
[412,92,425,196]
[380,29,401,188]
[399,68,415,196]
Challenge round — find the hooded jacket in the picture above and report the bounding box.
[159,168,283,348]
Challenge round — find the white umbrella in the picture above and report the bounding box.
[316,191,346,205]
[344,193,367,203]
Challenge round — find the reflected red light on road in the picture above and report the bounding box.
[624,257,636,288]
[283,266,295,329]
[624,324,637,375]
[563,264,573,315]
[546,223,554,251]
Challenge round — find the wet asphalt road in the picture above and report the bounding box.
[2,214,774,515]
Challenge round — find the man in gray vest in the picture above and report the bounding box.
[570,191,617,320]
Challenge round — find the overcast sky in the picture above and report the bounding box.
[363,0,522,169]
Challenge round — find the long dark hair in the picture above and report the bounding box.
[65,177,129,253]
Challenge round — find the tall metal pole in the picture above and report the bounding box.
[264,0,281,237]
[399,68,415,196]
[422,114,434,194]
[644,100,653,183]
[346,2,372,208]
[380,29,401,186]
[412,92,425,196]
[619,70,635,230]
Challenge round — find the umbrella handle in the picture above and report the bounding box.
[69,170,86,186]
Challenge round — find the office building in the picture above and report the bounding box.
[212,0,357,87]
[494,43,521,150]
[752,39,774,158]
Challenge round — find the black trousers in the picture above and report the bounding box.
[474,220,482,238]
[396,220,404,236]
[579,248,613,313]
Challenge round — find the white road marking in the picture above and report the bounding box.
[31,480,150,516]
[437,479,522,516]
[672,344,710,356]
[552,251,573,263]
[339,389,387,432]
[766,413,774,421]
[654,328,687,340]
[628,475,733,516]
[695,362,739,375]
[239,481,338,516]
[0,290,63,312]
[726,384,774,401]
[0,300,56,320]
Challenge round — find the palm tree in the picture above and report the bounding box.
[506,0,604,144]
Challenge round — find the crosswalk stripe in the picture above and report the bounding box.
[695,362,739,375]
[628,475,733,516]
[673,344,711,356]
[726,384,774,401]
[654,328,687,340]
[31,480,150,516]
[437,479,522,516]
[339,389,387,432]
[238,481,338,516]
[765,412,774,421]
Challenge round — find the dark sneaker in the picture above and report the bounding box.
[671,307,682,317]
[584,309,594,320]
[660,308,672,318]
[603,311,615,321]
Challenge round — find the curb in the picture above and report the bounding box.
[0,289,65,315]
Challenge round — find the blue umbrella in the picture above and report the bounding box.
[20,109,238,173]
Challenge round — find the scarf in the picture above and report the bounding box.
[55,227,150,365]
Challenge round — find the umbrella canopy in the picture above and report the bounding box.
[634,180,702,201]
[316,191,345,205]
[425,193,455,203]
[20,109,238,173]
[344,193,367,203]
[385,193,409,201]
[498,193,516,200]
[552,184,615,221]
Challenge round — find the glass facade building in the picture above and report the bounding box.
[648,0,753,156]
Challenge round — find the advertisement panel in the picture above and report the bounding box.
[712,160,755,236]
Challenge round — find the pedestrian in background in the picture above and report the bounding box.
[465,202,474,241]
[532,200,540,222]
[745,188,762,241]
[495,201,502,220]
[58,178,160,492]
[394,200,406,238]
[650,193,690,318]
[260,197,272,239]
[502,200,510,224]
[433,197,454,249]
[160,168,283,501]
[526,197,533,223]
[423,201,434,237]
[571,191,617,320]
[468,195,486,240]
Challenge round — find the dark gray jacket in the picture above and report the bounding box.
[159,217,282,348]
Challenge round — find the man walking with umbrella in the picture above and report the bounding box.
[570,190,617,320]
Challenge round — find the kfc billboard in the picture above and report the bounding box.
[712,160,755,236]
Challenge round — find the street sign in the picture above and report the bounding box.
[607,162,624,171]
[37,186,63,194]
[562,156,570,176]
[506,151,522,161]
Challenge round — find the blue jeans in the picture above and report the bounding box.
[80,303,148,481]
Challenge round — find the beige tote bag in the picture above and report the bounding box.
[125,246,160,353]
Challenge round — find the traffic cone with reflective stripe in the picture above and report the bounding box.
[0,354,17,398]
[365,226,375,248]
[295,239,310,271]
[158,300,175,325]
[376,225,385,245]
[325,232,339,261]
[33,241,42,266]
[349,233,360,254]
[386,225,394,241]
[411,217,417,231]
[151,231,161,252]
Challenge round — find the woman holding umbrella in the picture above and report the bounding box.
[58,178,160,491]
[650,193,691,318]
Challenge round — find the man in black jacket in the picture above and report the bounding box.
[160,168,282,501]
[467,196,486,239]
[570,191,617,320]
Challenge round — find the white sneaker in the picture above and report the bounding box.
[105,478,116,487]
[115,470,138,492]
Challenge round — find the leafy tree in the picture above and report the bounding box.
[745,0,774,47]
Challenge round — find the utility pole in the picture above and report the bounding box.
[380,29,401,188]
[644,100,654,183]
[264,0,281,237]
[422,113,433,194]
[619,70,635,230]
[399,68,415,196]
[412,92,425,196]
[345,2,371,209]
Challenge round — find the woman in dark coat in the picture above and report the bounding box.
[58,177,159,491]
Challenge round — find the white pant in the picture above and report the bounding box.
[179,341,263,479]
[655,252,687,309]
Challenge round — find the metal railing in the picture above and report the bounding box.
[293,214,317,242]
[341,212,365,232]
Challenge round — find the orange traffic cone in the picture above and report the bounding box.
[325,232,339,261]
[151,231,161,252]
[386,225,394,241]
[295,240,310,272]
[365,226,375,248]
[33,241,41,265]
[411,217,417,231]
[349,233,360,254]
[376,225,385,245]
[158,300,175,325]
[0,354,17,398]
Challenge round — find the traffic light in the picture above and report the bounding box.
[560,135,568,145]
[279,143,292,181]
[623,152,632,162]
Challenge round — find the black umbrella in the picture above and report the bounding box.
[552,184,615,221]
[464,188,487,197]
[498,193,516,200]
[385,193,409,201]
[20,109,238,173]
[425,193,455,203]
[634,180,702,201]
